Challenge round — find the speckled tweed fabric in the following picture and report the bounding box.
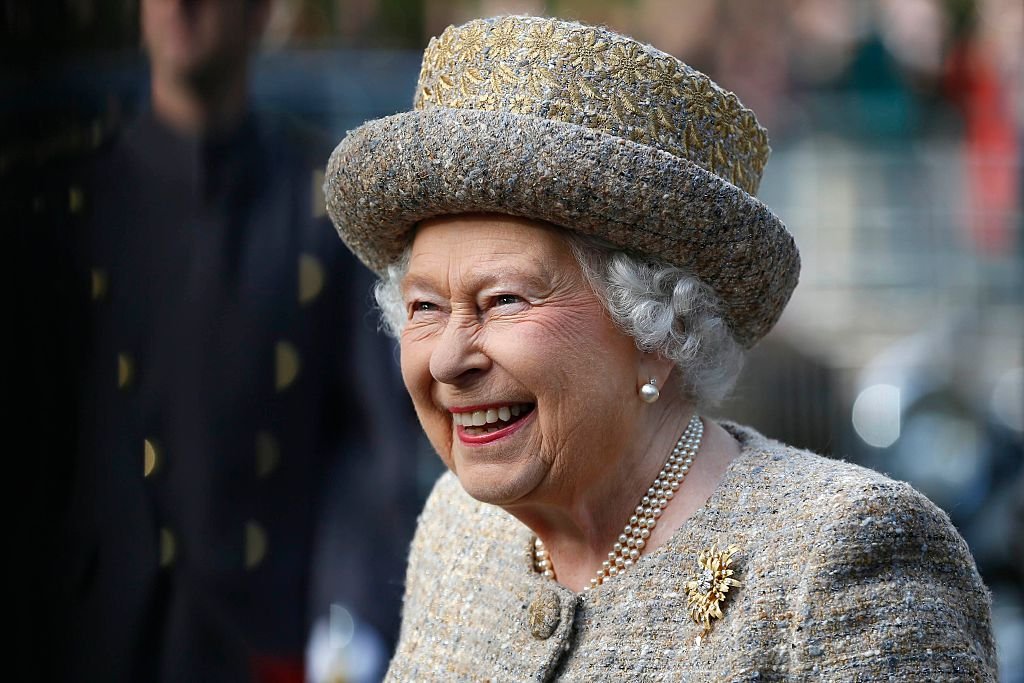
[385,424,997,682]
[324,16,800,348]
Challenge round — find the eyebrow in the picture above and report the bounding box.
[402,264,553,294]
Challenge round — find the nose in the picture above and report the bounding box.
[429,315,491,385]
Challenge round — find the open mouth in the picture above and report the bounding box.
[452,403,535,440]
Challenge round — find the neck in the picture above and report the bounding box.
[150,68,249,136]
[506,392,701,592]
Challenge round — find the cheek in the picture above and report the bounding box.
[507,302,635,379]
[524,310,639,425]
[400,337,453,461]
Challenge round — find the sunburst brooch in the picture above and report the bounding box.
[685,543,741,635]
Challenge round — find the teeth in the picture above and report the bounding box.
[452,403,533,429]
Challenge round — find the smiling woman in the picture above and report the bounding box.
[323,14,997,682]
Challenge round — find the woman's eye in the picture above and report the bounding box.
[494,294,522,307]
[411,301,438,313]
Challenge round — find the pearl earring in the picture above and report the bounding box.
[639,377,660,403]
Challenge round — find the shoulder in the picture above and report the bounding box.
[421,469,467,512]
[413,471,515,547]
[722,423,997,679]
[725,422,987,592]
[403,471,531,596]
[390,472,540,680]
[723,422,939,528]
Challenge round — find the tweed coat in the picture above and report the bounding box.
[386,423,997,682]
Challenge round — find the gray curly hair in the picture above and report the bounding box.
[373,230,744,408]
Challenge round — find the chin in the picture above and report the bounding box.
[453,459,543,507]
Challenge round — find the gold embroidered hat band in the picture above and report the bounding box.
[325,15,800,348]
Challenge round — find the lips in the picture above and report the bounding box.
[451,402,535,444]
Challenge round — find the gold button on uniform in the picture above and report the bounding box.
[298,253,325,306]
[90,268,108,302]
[275,341,300,391]
[117,353,135,389]
[527,588,562,640]
[255,431,279,478]
[159,528,176,568]
[143,439,161,477]
[311,169,326,219]
[245,521,267,570]
[68,185,84,214]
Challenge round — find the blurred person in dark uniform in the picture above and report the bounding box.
[60,0,417,681]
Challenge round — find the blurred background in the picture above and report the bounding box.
[4,0,1021,681]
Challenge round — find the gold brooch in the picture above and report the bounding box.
[685,543,741,635]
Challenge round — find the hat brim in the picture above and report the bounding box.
[325,107,798,348]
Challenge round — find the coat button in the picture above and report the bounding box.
[245,520,267,570]
[298,253,324,305]
[90,268,108,302]
[159,527,176,568]
[311,169,326,219]
[275,341,301,391]
[143,439,161,477]
[527,588,561,640]
[255,431,279,478]
[68,185,84,214]
[117,352,135,390]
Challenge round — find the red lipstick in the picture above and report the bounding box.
[456,408,535,445]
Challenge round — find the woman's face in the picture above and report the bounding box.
[399,214,645,506]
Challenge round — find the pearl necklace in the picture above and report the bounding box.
[534,414,704,590]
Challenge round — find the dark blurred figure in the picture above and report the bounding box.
[53,0,418,681]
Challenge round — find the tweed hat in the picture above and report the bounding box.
[325,15,799,348]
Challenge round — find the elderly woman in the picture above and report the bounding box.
[325,16,997,681]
